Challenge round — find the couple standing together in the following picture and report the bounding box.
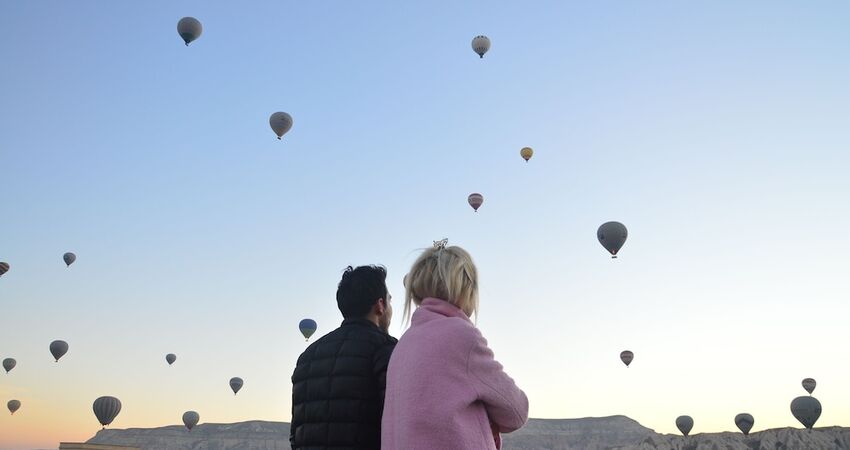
[290,242,529,450]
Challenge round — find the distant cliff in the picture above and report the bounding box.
[86,417,850,450]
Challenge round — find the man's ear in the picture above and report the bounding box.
[375,298,386,315]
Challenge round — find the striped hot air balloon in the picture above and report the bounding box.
[92,396,121,428]
[468,193,484,212]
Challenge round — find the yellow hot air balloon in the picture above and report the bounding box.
[520,147,533,162]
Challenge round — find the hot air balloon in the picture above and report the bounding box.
[468,193,484,212]
[50,340,69,362]
[93,396,121,428]
[269,112,293,140]
[183,411,200,431]
[0,262,9,277]
[676,415,694,436]
[2,358,16,374]
[802,378,816,395]
[63,252,76,267]
[7,400,20,415]
[520,147,533,162]
[230,377,244,395]
[790,396,821,430]
[166,354,177,365]
[299,319,317,341]
[471,35,490,58]
[177,17,203,46]
[597,221,628,258]
[620,350,633,368]
[735,413,754,436]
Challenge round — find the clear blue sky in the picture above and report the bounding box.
[2,1,850,448]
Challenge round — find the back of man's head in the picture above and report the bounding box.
[337,265,388,319]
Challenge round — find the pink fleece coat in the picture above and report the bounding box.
[381,298,529,450]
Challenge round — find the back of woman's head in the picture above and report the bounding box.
[404,244,479,321]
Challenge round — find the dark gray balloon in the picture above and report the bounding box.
[93,396,121,428]
[735,413,754,435]
[177,17,203,46]
[676,415,694,436]
[269,112,293,139]
[50,340,69,362]
[166,353,176,365]
[7,400,20,415]
[597,221,628,258]
[790,396,821,430]
[802,378,816,395]
[0,262,9,277]
[63,252,76,267]
[2,358,15,374]
[230,377,243,395]
[183,411,200,431]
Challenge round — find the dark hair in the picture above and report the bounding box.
[336,265,388,319]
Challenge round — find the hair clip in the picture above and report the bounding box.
[433,238,448,250]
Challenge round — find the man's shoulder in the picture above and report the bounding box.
[297,324,396,359]
[341,322,398,348]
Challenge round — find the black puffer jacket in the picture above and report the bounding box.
[290,318,398,450]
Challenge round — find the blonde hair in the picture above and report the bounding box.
[404,245,479,322]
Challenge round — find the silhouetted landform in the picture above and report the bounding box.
[85,416,850,449]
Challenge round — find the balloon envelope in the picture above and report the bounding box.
[63,252,76,267]
[166,354,177,365]
[471,35,490,58]
[230,377,244,395]
[299,319,318,340]
[50,340,69,362]
[183,411,200,430]
[93,396,121,428]
[735,413,754,435]
[597,221,628,258]
[177,17,203,45]
[676,415,694,436]
[269,112,293,139]
[468,193,484,212]
[2,358,15,374]
[620,350,634,367]
[520,147,533,162]
[7,400,20,415]
[790,396,821,429]
[802,378,816,395]
[0,262,9,277]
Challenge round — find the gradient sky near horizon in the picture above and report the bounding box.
[2,1,850,448]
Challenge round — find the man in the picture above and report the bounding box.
[290,265,397,450]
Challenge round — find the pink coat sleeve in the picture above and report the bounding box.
[466,327,529,433]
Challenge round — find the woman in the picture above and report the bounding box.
[382,241,528,450]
